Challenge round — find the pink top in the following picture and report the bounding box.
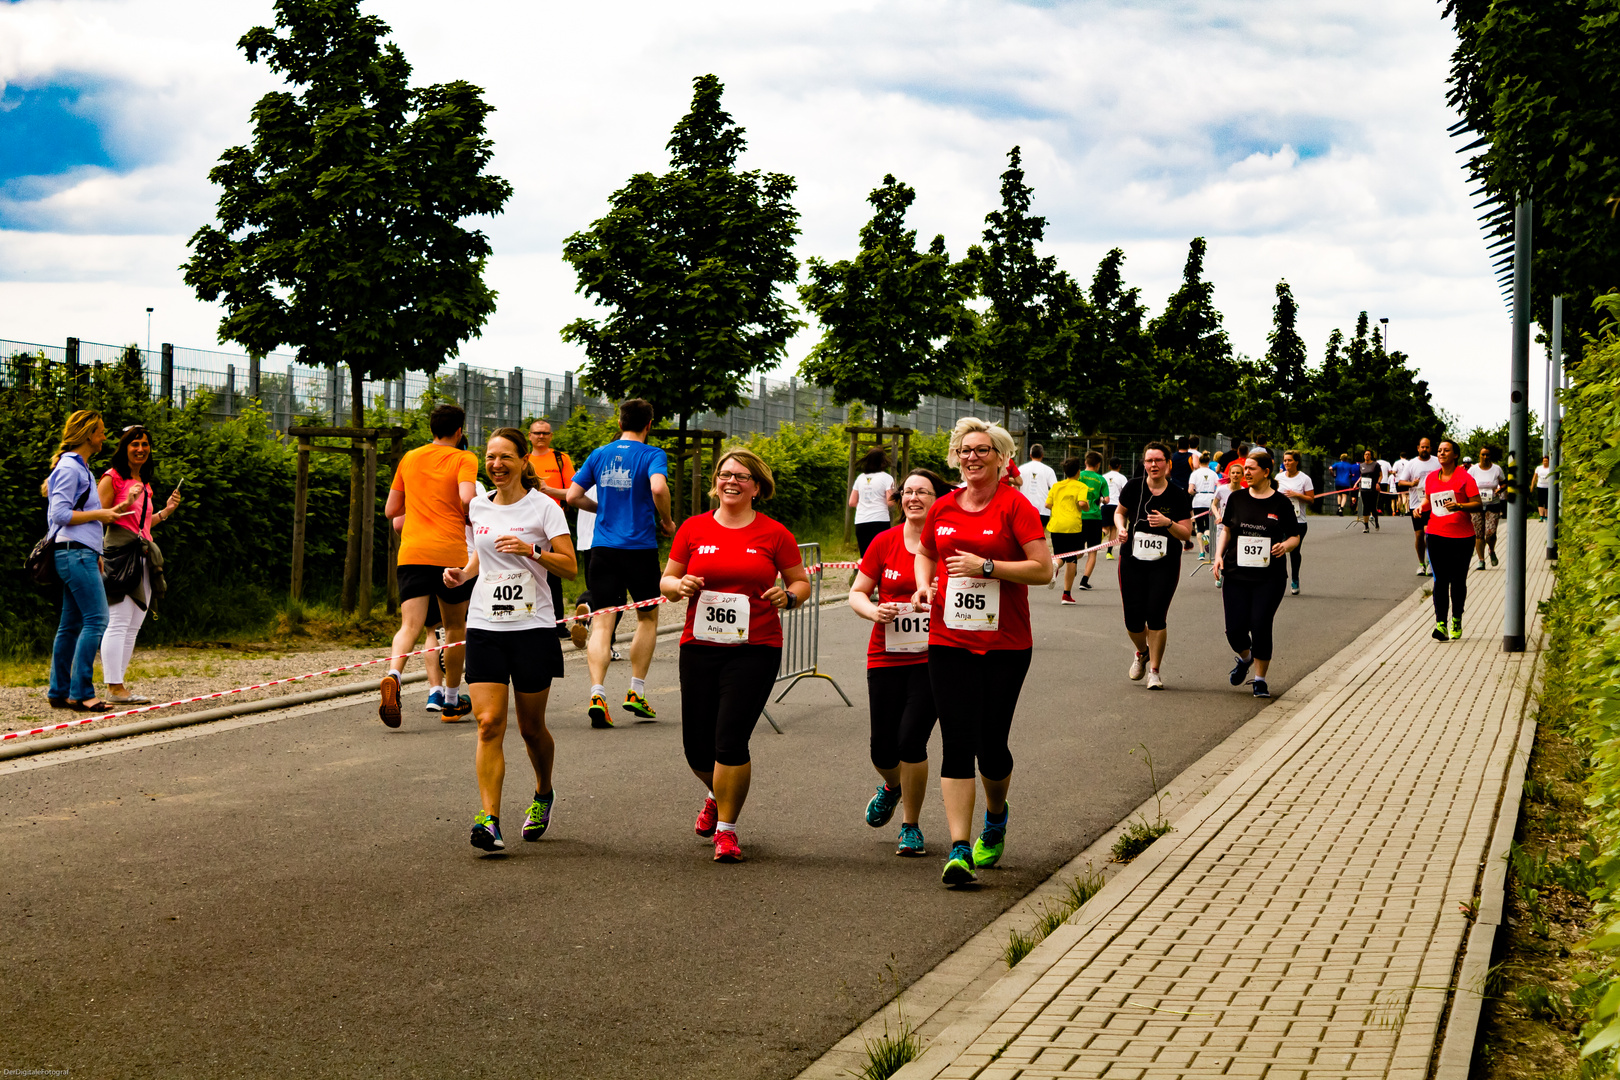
[103,468,154,540]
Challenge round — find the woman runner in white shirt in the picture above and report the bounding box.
[443,429,577,853]
[1275,451,1315,595]
[849,446,896,555]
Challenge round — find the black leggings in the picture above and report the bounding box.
[679,644,781,770]
[1222,574,1287,662]
[855,521,888,555]
[1428,534,1473,621]
[1118,555,1181,633]
[867,664,937,769]
[1289,522,1307,582]
[927,645,1031,781]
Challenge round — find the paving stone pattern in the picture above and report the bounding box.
[900,545,1551,1080]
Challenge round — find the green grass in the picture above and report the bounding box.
[1111,817,1174,863]
[1003,871,1106,968]
[856,1019,920,1080]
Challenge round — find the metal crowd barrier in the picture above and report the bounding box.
[761,542,852,733]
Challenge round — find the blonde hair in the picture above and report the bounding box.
[946,417,1016,469]
[709,447,775,502]
[484,427,540,490]
[41,410,104,496]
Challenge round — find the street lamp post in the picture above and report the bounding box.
[146,308,154,356]
[1379,317,1389,352]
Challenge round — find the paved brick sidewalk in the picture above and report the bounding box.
[894,541,1551,1080]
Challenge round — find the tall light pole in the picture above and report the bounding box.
[1503,199,1531,653]
[146,307,154,356]
[1379,316,1389,352]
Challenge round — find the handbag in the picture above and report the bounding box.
[27,460,93,585]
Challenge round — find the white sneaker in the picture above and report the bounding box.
[1128,651,1148,681]
[1416,564,1428,576]
[1146,670,1165,690]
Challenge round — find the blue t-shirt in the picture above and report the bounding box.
[573,439,669,550]
[1331,461,1358,491]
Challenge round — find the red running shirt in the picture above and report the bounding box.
[1422,469,1480,540]
[920,484,1048,653]
[858,524,927,669]
[669,511,803,648]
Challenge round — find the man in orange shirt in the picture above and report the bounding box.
[380,403,479,726]
[528,419,575,640]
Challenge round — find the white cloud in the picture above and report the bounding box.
[0,0,1544,430]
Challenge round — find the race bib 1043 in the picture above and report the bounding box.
[477,569,535,624]
[885,610,930,653]
[943,577,1000,631]
[694,590,750,644]
[1132,531,1168,562]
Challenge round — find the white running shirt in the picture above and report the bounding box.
[1188,466,1219,510]
[1404,456,1441,507]
[852,472,895,525]
[1535,464,1551,488]
[1020,459,1058,515]
[1468,464,1505,505]
[1378,460,1395,492]
[1103,470,1127,502]
[576,485,598,551]
[466,489,571,632]
[1276,470,1315,522]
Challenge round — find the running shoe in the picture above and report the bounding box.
[570,603,590,650]
[941,842,977,886]
[1078,580,1092,591]
[1290,580,1300,596]
[1047,568,1057,590]
[470,812,504,852]
[1476,558,1486,571]
[1128,650,1148,681]
[1373,518,1380,530]
[589,693,613,728]
[1416,564,1428,576]
[1363,524,1370,534]
[1229,653,1253,686]
[1106,551,1114,561]
[1432,621,1449,642]
[1489,552,1498,567]
[897,823,926,857]
[622,690,656,720]
[695,796,718,838]
[713,830,744,862]
[1450,616,1463,641]
[1252,678,1270,699]
[610,648,624,662]
[1060,592,1077,606]
[379,673,402,728]
[972,806,1007,868]
[522,791,555,841]
[1146,670,1165,691]
[425,687,446,713]
[866,782,901,828]
[1215,577,1223,589]
[441,691,472,723]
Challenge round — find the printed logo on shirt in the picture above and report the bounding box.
[746,548,759,555]
[697,545,719,555]
[1266,514,1277,521]
[983,529,995,535]
[883,568,902,580]
[937,526,957,536]
[601,456,634,490]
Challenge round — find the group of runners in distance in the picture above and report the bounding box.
[366,396,1519,883]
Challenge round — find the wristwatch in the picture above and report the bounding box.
[531,542,540,559]
[982,559,995,578]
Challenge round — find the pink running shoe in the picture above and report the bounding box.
[713,830,743,863]
[694,797,718,838]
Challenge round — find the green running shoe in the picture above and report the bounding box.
[1432,621,1448,642]
[622,690,657,720]
[523,790,555,841]
[470,812,504,852]
[973,805,1008,868]
[897,823,926,857]
[1450,616,1462,641]
[865,782,901,828]
[941,842,977,886]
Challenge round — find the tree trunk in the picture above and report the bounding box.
[341,364,364,613]
[877,406,884,429]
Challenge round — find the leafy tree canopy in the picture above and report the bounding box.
[1149,238,1242,434]
[561,74,802,431]
[183,0,511,425]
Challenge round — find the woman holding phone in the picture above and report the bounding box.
[98,425,183,704]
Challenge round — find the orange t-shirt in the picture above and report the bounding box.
[528,450,574,505]
[391,443,478,566]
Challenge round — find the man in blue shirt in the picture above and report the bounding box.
[1330,454,1358,516]
[566,398,675,728]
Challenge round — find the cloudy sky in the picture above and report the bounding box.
[0,0,1539,430]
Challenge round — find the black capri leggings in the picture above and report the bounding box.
[1289,522,1307,582]
[1428,534,1474,622]
[867,663,937,770]
[679,643,781,770]
[1118,556,1181,633]
[855,521,888,556]
[1221,574,1288,662]
[927,645,1032,781]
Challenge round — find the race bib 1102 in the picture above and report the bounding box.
[1429,489,1456,518]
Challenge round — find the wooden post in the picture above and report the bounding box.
[341,436,363,613]
[292,436,310,601]
[386,432,404,615]
[845,432,860,545]
[360,436,378,616]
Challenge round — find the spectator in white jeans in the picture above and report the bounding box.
[98,425,182,704]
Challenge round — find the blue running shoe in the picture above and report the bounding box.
[470,812,503,852]
[1229,654,1253,686]
[973,805,1008,868]
[425,687,446,712]
[523,790,555,841]
[897,823,926,857]
[942,842,976,886]
[1252,678,1270,699]
[866,783,901,828]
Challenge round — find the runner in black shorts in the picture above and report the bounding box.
[1114,441,1195,690]
[442,429,576,853]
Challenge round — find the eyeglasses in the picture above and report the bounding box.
[958,446,997,458]
[529,430,549,437]
[716,471,756,484]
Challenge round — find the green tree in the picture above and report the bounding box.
[1303,314,1441,454]
[798,174,974,427]
[1252,279,1309,438]
[1149,237,1241,434]
[1070,248,1160,434]
[183,0,511,610]
[562,75,802,435]
[968,146,1062,429]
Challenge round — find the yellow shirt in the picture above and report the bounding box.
[390,443,478,566]
[1046,478,1090,533]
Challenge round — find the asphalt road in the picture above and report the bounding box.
[2,516,1426,1079]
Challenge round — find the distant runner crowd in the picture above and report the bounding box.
[35,405,1549,885]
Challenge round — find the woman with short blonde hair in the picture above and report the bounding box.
[946,418,1017,469]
